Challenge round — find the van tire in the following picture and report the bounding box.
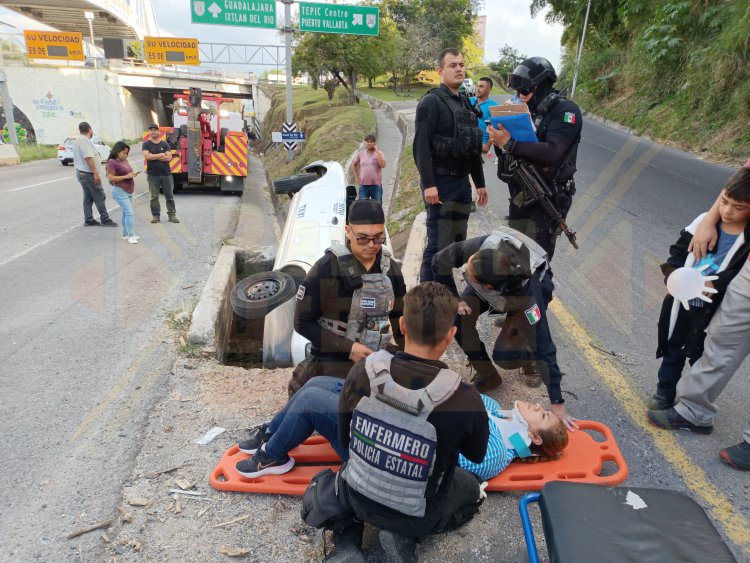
[272,173,318,195]
[231,271,297,319]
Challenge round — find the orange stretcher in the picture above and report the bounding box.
[209,421,627,496]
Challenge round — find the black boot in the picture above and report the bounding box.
[469,358,502,392]
[324,522,364,563]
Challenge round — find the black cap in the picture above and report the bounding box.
[348,199,385,225]
[148,123,159,130]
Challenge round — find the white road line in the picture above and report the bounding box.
[8,177,71,192]
[6,158,145,193]
[0,191,148,268]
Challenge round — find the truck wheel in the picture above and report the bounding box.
[272,173,318,195]
[230,271,296,320]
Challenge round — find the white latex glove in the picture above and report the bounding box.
[666,265,718,310]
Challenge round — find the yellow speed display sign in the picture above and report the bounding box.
[23,30,84,61]
[144,37,200,66]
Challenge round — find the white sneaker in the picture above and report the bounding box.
[122,235,128,240]
[127,236,139,244]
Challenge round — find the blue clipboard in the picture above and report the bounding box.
[489,114,538,143]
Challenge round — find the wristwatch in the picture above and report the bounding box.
[503,139,516,154]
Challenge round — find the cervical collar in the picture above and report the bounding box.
[490,401,533,458]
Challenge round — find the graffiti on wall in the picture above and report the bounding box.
[32,91,64,118]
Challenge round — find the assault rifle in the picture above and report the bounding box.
[509,158,579,250]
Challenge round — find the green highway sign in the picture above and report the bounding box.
[190,0,276,28]
[299,2,379,36]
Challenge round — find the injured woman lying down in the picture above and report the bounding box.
[233,373,568,482]
[459,395,569,480]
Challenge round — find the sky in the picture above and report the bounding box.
[0,1,565,73]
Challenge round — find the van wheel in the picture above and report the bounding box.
[272,173,318,195]
[230,271,296,319]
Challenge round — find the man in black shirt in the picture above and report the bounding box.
[325,282,488,562]
[414,48,487,282]
[292,199,407,393]
[489,57,582,260]
[142,123,179,224]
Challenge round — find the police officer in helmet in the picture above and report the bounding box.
[291,199,407,394]
[432,226,579,431]
[488,56,583,260]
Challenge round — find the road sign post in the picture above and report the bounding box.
[299,2,379,36]
[144,37,200,65]
[191,0,276,28]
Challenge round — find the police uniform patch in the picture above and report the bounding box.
[385,298,394,312]
[563,112,576,124]
[296,285,306,300]
[360,297,376,309]
[525,304,541,324]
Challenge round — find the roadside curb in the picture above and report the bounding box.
[401,211,426,288]
[582,110,637,136]
[0,143,20,166]
[187,245,236,359]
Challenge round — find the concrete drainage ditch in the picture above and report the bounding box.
[187,245,278,368]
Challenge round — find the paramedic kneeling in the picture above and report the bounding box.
[326,282,489,562]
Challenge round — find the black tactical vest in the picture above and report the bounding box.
[427,88,483,160]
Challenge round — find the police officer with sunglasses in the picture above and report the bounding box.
[488,57,583,260]
[291,199,407,394]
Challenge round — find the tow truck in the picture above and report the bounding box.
[142,87,248,194]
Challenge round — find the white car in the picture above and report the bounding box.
[58,136,110,166]
[229,161,394,368]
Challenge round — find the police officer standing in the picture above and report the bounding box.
[414,48,488,282]
[488,57,582,260]
[432,227,579,431]
[291,199,407,394]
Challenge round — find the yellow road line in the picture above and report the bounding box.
[550,299,750,554]
[68,340,161,443]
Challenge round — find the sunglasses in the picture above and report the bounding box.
[517,87,534,96]
[352,234,386,246]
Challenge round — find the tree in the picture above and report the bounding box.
[385,21,440,95]
[488,44,527,80]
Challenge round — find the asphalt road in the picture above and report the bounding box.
[0,151,241,559]
[475,99,749,559]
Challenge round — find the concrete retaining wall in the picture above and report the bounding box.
[187,245,237,360]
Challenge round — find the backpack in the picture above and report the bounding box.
[340,350,461,517]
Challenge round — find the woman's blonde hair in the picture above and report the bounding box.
[517,415,569,463]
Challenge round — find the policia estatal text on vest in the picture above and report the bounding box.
[322,282,488,560]
[292,200,407,394]
[414,48,488,283]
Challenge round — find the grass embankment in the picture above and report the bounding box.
[17,144,57,163]
[263,88,375,181]
[359,86,431,102]
[576,85,750,164]
[388,142,422,237]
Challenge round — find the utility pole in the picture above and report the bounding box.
[84,11,104,133]
[0,44,18,145]
[571,0,591,99]
[282,0,293,162]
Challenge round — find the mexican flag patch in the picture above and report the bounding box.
[563,112,576,124]
[525,304,542,325]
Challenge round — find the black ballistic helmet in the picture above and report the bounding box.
[508,57,557,92]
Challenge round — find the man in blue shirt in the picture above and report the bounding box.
[470,77,498,156]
